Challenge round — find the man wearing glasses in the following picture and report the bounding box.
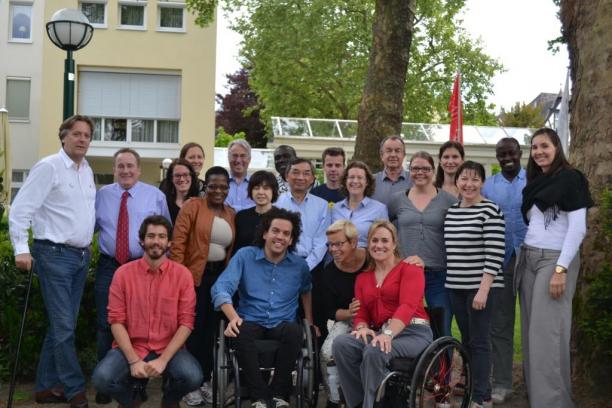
[93,148,170,404]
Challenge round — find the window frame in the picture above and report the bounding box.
[5,77,31,122]
[8,1,33,43]
[90,117,180,144]
[117,0,147,31]
[157,2,186,33]
[79,0,108,29]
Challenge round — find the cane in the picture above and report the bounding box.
[6,259,35,408]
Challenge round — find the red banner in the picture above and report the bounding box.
[448,72,463,144]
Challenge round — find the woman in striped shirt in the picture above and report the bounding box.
[444,161,505,408]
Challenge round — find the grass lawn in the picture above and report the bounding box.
[450,299,522,362]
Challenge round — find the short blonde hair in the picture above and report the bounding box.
[366,220,401,269]
[326,220,359,242]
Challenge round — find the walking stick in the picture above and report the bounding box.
[6,259,35,408]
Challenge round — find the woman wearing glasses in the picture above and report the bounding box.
[170,166,235,406]
[388,151,458,338]
[159,158,201,224]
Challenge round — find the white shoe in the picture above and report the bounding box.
[436,403,451,408]
[200,381,214,404]
[251,400,268,408]
[182,389,204,406]
[491,387,512,404]
[470,400,493,408]
[272,397,290,407]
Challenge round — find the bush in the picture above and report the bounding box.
[0,218,99,381]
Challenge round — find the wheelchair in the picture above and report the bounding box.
[212,318,319,408]
[341,308,473,408]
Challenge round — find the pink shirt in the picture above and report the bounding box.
[108,257,196,358]
[353,262,428,330]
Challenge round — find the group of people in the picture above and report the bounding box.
[8,114,592,408]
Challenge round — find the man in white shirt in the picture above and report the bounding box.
[225,139,255,211]
[9,115,97,408]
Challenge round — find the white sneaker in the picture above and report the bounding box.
[183,389,204,406]
[491,387,512,404]
[200,381,214,404]
[251,400,268,408]
[272,397,290,407]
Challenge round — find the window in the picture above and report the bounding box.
[6,78,31,121]
[90,118,179,143]
[9,2,32,42]
[80,1,107,27]
[158,3,185,31]
[118,1,146,29]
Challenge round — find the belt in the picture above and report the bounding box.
[33,239,89,251]
[410,317,430,326]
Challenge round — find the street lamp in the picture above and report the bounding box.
[46,9,93,120]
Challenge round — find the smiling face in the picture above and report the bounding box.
[61,120,92,163]
[380,138,406,171]
[440,147,464,176]
[205,174,229,207]
[286,161,314,195]
[409,157,434,187]
[346,167,367,198]
[263,218,294,258]
[274,146,297,178]
[327,230,355,263]
[323,154,344,184]
[456,168,484,202]
[172,164,192,195]
[251,184,273,207]
[114,152,141,190]
[496,139,522,176]
[530,133,557,173]
[228,144,250,178]
[142,224,170,261]
[368,226,397,264]
[184,146,205,175]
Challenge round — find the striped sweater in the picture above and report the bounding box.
[444,199,505,290]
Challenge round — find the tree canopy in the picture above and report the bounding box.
[190,0,503,126]
[500,102,545,128]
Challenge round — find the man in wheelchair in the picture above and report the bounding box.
[211,208,314,408]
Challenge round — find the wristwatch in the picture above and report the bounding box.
[554,265,567,274]
[383,329,394,338]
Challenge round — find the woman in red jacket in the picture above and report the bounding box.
[332,220,433,408]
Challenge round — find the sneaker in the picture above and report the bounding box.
[182,389,204,406]
[251,400,268,408]
[491,387,512,404]
[470,400,493,408]
[200,381,213,404]
[272,397,290,407]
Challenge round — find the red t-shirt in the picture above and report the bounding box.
[353,262,428,330]
[107,257,196,358]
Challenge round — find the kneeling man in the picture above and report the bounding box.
[92,216,202,408]
[212,208,313,408]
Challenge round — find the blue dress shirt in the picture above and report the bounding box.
[482,168,528,267]
[371,169,412,205]
[331,197,389,247]
[95,181,171,259]
[211,246,311,328]
[226,175,255,212]
[275,192,331,270]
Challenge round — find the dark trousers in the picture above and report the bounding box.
[95,254,121,362]
[234,321,303,402]
[187,261,224,383]
[449,288,499,405]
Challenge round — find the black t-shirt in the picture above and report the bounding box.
[311,184,344,204]
[233,206,275,254]
[321,259,367,321]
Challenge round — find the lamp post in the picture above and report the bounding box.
[46,9,93,120]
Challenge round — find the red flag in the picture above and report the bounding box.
[448,72,463,144]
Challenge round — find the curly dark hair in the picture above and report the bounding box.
[339,160,376,198]
[253,207,302,253]
[160,158,200,203]
[247,170,279,202]
[138,215,173,241]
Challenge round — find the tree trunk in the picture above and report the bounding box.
[353,0,416,171]
[560,0,612,399]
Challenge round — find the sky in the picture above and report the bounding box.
[214,0,569,114]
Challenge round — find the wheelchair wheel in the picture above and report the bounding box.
[409,337,472,408]
[296,320,319,408]
[213,321,229,408]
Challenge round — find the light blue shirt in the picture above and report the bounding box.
[371,169,412,205]
[482,168,528,267]
[275,192,330,270]
[95,181,171,259]
[331,197,389,247]
[226,174,255,212]
[211,246,311,328]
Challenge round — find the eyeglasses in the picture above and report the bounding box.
[409,166,433,173]
[206,184,229,191]
[326,240,348,249]
[173,173,191,180]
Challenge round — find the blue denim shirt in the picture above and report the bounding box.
[482,168,528,267]
[226,175,255,212]
[211,246,312,328]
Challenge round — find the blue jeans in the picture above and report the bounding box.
[449,288,499,404]
[32,240,91,400]
[424,268,452,338]
[95,254,120,362]
[92,348,203,406]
